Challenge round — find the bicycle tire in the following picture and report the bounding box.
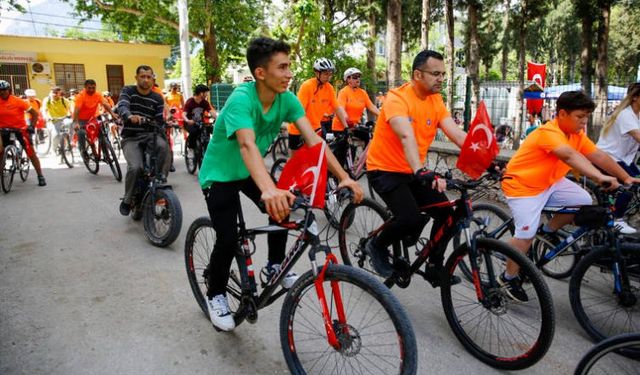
[531,231,584,279]
[270,157,287,183]
[574,333,640,374]
[60,134,74,168]
[143,188,183,247]
[18,150,29,182]
[270,136,289,163]
[338,198,393,278]
[34,128,51,156]
[569,244,640,343]
[185,147,197,175]
[1,145,16,193]
[323,174,349,229]
[280,264,417,375]
[103,140,122,182]
[82,141,99,174]
[452,203,513,281]
[441,238,555,370]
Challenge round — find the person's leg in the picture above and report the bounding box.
[121,135,145,205]
[204,181,243,298]
[152,133,170,177]
[505,193,549,276]
[51,119,63,153]
[409,180,453,265]
[545,177,593,231]
[18,130,44,179]
[77,120,87,153]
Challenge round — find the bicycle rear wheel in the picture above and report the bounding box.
[271,136,289,162]
[574,333,640,374]
[569,244,640,343]
[270,157,286,183]
[280,264,417,375]
[185,147,197,174]
[323,174,350,229]
[60,134,74,168]
[82,141,99,174]
[1,145,17,193]
[103,140,122,182]
[441,238,555,370]
[142,188,183,247]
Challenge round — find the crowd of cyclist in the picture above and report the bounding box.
[2,36,639,361]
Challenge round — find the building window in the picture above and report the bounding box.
[106,65,124,103]
[54,63,86,93]
[0,63,30,96]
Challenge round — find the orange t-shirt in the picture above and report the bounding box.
[288,78,338,135]
[502,119,598,197]
[74,90,105,121]
[366,83,449,174]
[331,87,373,131]
[0,95,30,129]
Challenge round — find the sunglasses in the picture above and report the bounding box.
[349,75,361,80]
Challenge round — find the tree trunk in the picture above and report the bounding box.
[514,10,527,149]
[500,0,511,80]
[420,0,430,50]
[386,0,402,88]
[467,2,480,113]
[580,14,593,98]
[202,26,221,83]
[445,0,455,111]
[366,0,377,116]
[593,0,611,140]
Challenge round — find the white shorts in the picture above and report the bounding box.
[506,177,592,239]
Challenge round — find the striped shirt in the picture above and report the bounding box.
[116,85,164,137]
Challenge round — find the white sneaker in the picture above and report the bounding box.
[614,219,637,234]
[267,263,299,289]
[206,294,235,331]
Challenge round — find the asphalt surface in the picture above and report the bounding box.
[0,146,620,375]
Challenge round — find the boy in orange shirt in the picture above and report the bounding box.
[287,58,349,150]
[501,90,639,301]
[365,50,467,280]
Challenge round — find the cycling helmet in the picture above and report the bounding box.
[25,88,36,97]
[343,67,362,81]
[102,91,111,96]
[69,88,78,94]
[313,58,335,72]
[0,80,10,90]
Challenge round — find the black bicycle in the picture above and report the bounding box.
[338,177,555,370]
[127,118,182,247]
[1,128,31,193]
[574,333,640,374]
[184,191,417,375]
[79,114,122,181]
[52,116,75,168]
[185,118,213,175]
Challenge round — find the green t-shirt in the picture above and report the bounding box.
[199,82,305,187]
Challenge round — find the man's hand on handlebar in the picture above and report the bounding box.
[415,167,447,193]
[262,187,296,223]
[129,115,143,124]
[337,177,364,203]
[597,175,619,191]
[623,176,640,186]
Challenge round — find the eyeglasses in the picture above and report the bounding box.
[349,75,361,80]
[417,69,446,78]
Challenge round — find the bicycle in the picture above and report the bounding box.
[79,114,122,182]
[574,333,640,374]
[127,118,183,248]
[1,128,31,193]
[184,191,417,375]
[185,117,213,175]
[266,124,289,163]
[33,117,51,157]
[337,176,555,370]
[53,116,75,169]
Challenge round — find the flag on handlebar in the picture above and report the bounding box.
[276,142,327,208]
[456,101,499,179]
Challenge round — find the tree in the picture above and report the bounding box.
[68,0,264,83]
[574,0,596,98]
[421,0,431,49]
[608,1,640,84]
[445,0,455,111]
[386,0,402,88]
[500,0,512,80]
[0,1,25,16]
[593,0,614,133]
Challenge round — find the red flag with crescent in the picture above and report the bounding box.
[527,61,546,115]
[276,142,327,208]
[456,101,499,179]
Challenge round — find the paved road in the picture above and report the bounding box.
[0,150,608,375]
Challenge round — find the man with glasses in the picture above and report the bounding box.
[365,50,467,282]
[42,86,71,154]
[287,57,349,150]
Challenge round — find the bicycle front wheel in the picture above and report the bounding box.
[280,264,417,375]
[574,333,640,374]
[103,140,122,182]
[35,128,51,156]
[442,238,555,370]
[1,145,17,193]
[569,244,640,343]
[271,136,289,162]
[82,141,99,174]
[60,134,74,168]
[143,188,183,247]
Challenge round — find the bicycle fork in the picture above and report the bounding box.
[311,250,348,350]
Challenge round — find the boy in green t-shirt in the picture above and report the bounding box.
[198,37,363,332]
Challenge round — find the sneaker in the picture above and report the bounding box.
[37,175,47,186]
[206,294,235,331]
[498,272,529,302]
[423,263,461,288]
[364,238,393,277]
[266,263,299,289]
[119,201,131,216]
[614,219,637,235]
[169,164,176,172]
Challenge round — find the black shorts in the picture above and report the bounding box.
[288,134,304,151]
[1,128,34,157]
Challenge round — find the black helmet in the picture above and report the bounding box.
[0,80,10,90]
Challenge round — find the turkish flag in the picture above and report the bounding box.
[527,62,546,115]
[276,142,327,208]
[456,101,499,179]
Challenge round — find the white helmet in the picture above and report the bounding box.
[25,88,36,97]
[343,67,362,81]
[313,58,335,72]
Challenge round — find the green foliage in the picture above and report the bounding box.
[608,1,640,84]
[169,49,208,88]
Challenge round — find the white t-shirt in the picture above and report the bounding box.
[597,106,640,165]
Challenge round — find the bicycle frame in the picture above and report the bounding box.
[232,197,349,348]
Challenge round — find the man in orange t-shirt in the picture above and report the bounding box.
[365,50,467,279]
[0,80,47,186]
[500,90,639,302]
[331,67,379,166]
[73,79,117,152]
[287,58,349,150]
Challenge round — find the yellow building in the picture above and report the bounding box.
[0,34,170,102]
